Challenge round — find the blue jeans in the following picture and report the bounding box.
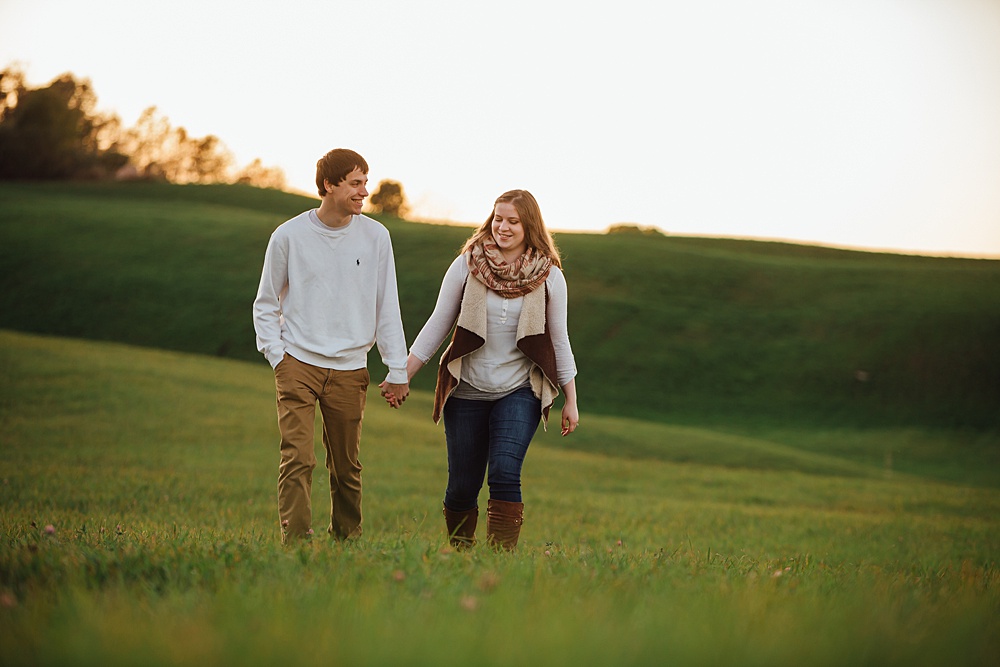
[442,386,541,511]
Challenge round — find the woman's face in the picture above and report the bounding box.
[491,202,527,258]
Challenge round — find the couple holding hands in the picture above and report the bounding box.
[253,149,579,550]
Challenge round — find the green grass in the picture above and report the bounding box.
[1,181,998,433]
[1,180,997,663]
[1,330,998,666]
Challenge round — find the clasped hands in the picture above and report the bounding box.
[378,381,409,409]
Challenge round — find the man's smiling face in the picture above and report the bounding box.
[325,167,369,218]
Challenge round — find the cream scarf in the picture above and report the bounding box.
[468,238,552,297]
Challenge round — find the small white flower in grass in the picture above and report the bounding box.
[44,525,55,535]
[306,529,314,536]
[544,549,551,556]
[281,520,289,527]
[772,570,784,578]
[392,570,406,582]
[460,596,479,612]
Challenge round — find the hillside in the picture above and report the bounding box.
[1,181,998,431]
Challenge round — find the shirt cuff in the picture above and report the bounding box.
[266,348,285,369]
[384,368,409,385]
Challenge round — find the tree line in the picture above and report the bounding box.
[0,65,286,189]
[0,64,417,214]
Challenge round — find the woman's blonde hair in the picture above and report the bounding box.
[461,190,562,268]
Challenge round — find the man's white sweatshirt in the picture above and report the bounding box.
[252,210,408,384]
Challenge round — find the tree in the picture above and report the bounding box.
[116,106,171,179]
[235,158,287,190]
[0,68,126,179]
[0,65,284,188]
[606,223,664,237]
[0,65,26,117]
[368,179,410,218]
[116,106,234,183]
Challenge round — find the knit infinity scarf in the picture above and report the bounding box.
[468,237,552,298]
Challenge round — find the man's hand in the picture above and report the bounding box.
[379,381,409,409]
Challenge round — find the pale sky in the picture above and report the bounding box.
[3,0,999,257]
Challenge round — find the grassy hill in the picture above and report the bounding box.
[1,181,998,433]
[2,179,998,664]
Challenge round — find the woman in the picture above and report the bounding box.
[383,189,579,550]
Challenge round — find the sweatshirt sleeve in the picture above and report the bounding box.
[409,255,468,363]
[546,267,578,386]
[374,232,409,384]
[252,230,288,368]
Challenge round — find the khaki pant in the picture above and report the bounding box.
[274,354,369,543]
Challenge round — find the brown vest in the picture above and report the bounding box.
[432,277,559,426]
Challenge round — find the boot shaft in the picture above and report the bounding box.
[443,504,478,548]
[486,499,524,551]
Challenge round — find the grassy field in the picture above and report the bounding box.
[1,182,997,665]
[1,330,998,666]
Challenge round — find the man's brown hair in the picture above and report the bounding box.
[315,149,369,197]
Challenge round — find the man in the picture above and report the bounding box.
[253,148,409,544]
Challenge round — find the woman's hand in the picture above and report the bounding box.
[560,378,579,436]
[379,381,408,408]
[560,402,579,436]
[379,354,426,409]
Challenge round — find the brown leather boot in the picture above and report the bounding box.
[443,504,478,549]
[486,499,524,551]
